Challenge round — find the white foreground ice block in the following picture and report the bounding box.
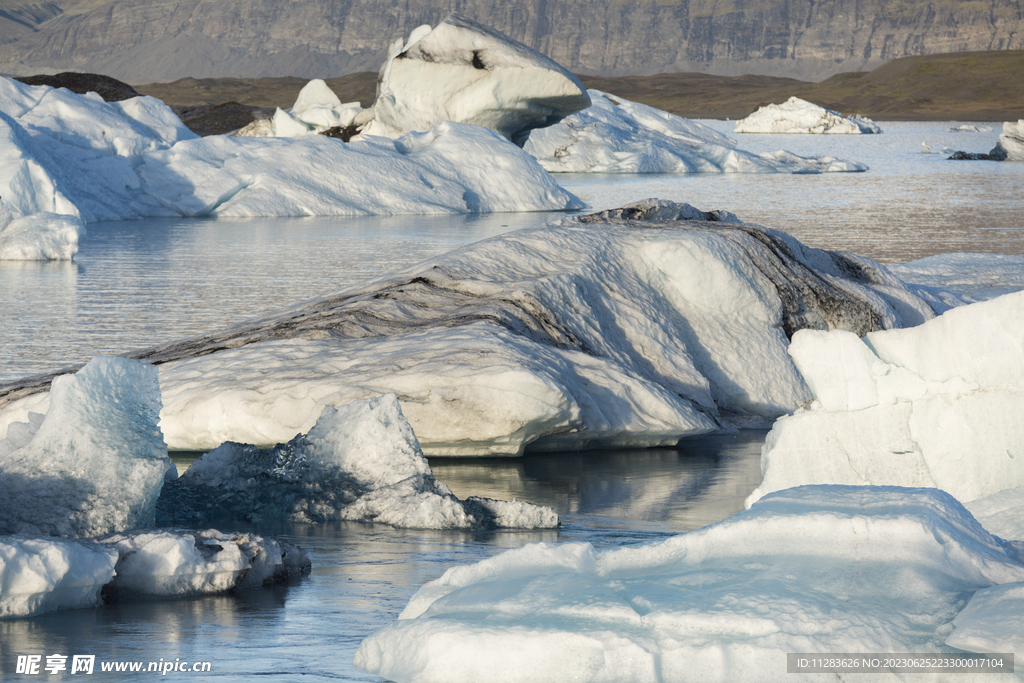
[991,119,1024,161]
[160,394,558,529]
[734,97,882,134]
[0,201,85,260]
[526,90,868,173]
[946,581,1024,655]
[355,486,1024,683]
[0,356,171,537]
[747,291,1024,508]
[0,537,118,618]
[360,14,591,146]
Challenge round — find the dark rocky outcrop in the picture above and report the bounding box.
[14,71,139,101]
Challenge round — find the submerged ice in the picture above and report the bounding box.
[158,394,558,529]
[355,486,1024,683]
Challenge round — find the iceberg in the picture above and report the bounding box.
[0,356,171,538]
[359,15,591,146]
[946,581,1024,655]
[0,530,310,619]
[235,79,364,138]
[525,90,868,173]
[734,97,882,134]
[0,200,942,456]
[991,119,1024,161]
[747,291,1024,508]
[0,536,117,618]
[0,201,84,260]
[355,486,1024,683]
[158,394,558,529]
[101,529,310,597]
[0,75,581,254]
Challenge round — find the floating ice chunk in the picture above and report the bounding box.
[748,291,1024,508]
[0,537,117,618]
[158,394,558,529]
[361,14,590,146]
[990,119,1024,161]
[0,201,84,260]
[100,529,310,596]
[734,97,882,134]
[527,91,867,173]
[949,124,994,133]
[355,486,1024,683]
[946,581,1024,655]
[0,356,171,537]
[292,78,343,116]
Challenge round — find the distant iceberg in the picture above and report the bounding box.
[747,291,1024,509]
[734,96,882,134]
[158,393,558,529]
[526,90,868,172]
[355,485,1024,683]
[0,200,943,456]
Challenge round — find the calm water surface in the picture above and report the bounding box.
[1,121,1022,681]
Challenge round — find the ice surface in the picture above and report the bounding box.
[0,76,581,234]
[236,79,363,138]
[734,97,882,134]
[0,537,117,618]
[526,91,868,173]
[158,394,558,529]
[946,581,1024,655]
[992,119,1024,161]
[965,487,1024,541]
[748,291,1024,507]
[360,14,590,146]
[100,529,310,596]
[0,356,171,537]
[74,200,938,456]
[355,486,1024,683]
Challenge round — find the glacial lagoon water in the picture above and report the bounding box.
[1,121,1022,681]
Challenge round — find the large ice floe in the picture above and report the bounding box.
[157,393,558,529]
[525,91,868,173]
[0,530,310,618]
[734,96,882,135]
[746,291,1024,514]
[355,486,1024,683]
[0,200,943,456]
[359,14,591,146]
[0,74,581,260]
[0,356,171,538]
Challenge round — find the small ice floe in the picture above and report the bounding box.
[525,91,868,173]
[0,530,310,619]
[0,201,85,260]
[355,486,1024,683]
[949,124,994,133]
[734,97,882,134]
[747,290,1024,509]
[158,394,558,530]
[921,141,932,153]
[0,356,171,538]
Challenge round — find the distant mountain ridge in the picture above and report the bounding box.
[0,0,1022,82]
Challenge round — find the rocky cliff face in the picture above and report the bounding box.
[0,0,1021,82]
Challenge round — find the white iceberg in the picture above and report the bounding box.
[734,97,882,134]
[526,90,868,173]
[0,536,118,618]
[158,394,558,529]
[991,119,1024,161]
[0,200,942,456]
[360,15,591,146]
[0,76,581,257]
[101,529,310,597]
[355,486,1024,683]
[0,200,84,260]
[747,291,1024,508]
[0,356,171,538]
[235,79,364,138]
[0,529,310,619]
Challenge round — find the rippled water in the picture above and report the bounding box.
[0,433,765,682]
